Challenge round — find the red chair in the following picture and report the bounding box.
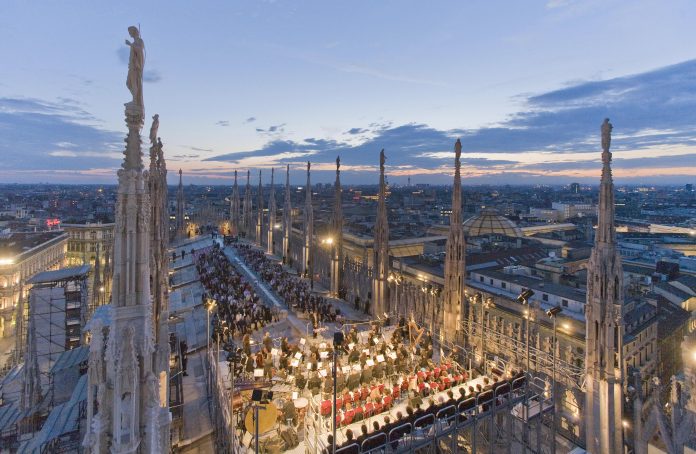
[392,386,401,399]
[401,379,410,392]
[364,402,374,417]
[378,383,385,393]
[343,392,352,405]
[321,400,332,416]
[361,387,370,401]
[336,397,343,410]
[354,406,363,421]
[384,395,393,408]
[374,402,384,414]
[343,409,354,426]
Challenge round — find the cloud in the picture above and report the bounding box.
[205,59,696,183]
[346,128,367,135]
[216,120,230,127]
[245,117,256,123]
[256,123,286,136]
[143,70,162,83]
[171,154,200,160]
[0,97,123,172]
[5,59,696,184]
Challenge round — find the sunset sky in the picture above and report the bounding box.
[1,0,695,185]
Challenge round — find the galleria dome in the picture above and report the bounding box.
[463,208,523,237]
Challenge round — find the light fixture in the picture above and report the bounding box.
[546,306,562,318]
[517,289,534,303]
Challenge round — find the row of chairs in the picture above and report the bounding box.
[332,376,527,453]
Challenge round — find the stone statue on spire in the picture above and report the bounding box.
[380,149,385,173]
[336,156,341,170]
[125,26,145,110]
[601,118,612,154]
[149,114,159,145]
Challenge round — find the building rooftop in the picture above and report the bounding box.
[50,346,88,375]
[656,298,691,337]
[27,265,91,285]
[474,268,586,302]
[0,231,67,264]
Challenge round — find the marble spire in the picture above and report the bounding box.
[148,117,171,450]
[372,150,389,317]
[303,162,314,281]
[176,169,185,239]
[21,291,41,412]
[267,168,276,255]
[331,157,343,297]
[282,165,292,264]
[585,118,625,454]
[256,170,264,246]
[231,170,240,236]
[243,170,253,238]
[85,27,167,453]
[443,139,466,342]
[92,243,102,309]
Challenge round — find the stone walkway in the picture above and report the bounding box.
[222,244,371,345]
[178,351,215,453]
[170,236,215,452]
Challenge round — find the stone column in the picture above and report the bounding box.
[372,150,389,317]
[267,168,276,255]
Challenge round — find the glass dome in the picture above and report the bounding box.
[463,208,523,237]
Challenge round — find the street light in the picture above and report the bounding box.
[332,331,344,453]
[470,293,491,370]
[205,299,217,359]
[517,289,535,375]
[546,304,562,454]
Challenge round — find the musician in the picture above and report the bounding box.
[348,347,359,364]
[360,365,372,385]
[308,372,321,394]
[282,398,297,426]
[335,369,346,392]
[279,352,289,371]
[347,327,359,345]
[245,353,255,375]
[263,332,273,351]
[243,333,252,356]
[372,357,384,380]
[281,336,290,354]
[263,351,273,379]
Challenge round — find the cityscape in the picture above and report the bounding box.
[1,2,696,454]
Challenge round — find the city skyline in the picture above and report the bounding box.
[1,0,696,185]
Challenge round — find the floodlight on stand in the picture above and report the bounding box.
[546,305,562,318]
[517,288,534,303]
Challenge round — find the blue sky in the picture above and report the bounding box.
[1,0,695,185]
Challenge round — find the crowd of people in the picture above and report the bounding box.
[234,244,343,331]
[220,241,526,454]
[196,243,279,340]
